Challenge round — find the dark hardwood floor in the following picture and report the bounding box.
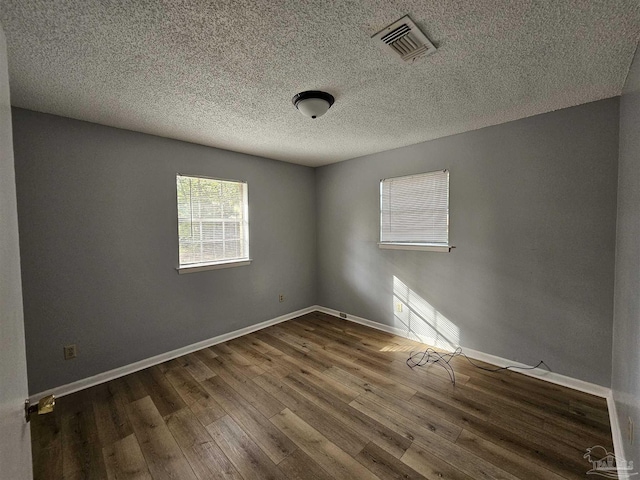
[30,311,613,479]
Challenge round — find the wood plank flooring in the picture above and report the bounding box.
[30,311,613,479]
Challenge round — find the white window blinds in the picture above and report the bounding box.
[380,169,449,246]
[177,175,249,267]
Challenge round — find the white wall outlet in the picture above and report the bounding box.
[63,344,77,360]
[396,302,403,312]
[279,294,285,303]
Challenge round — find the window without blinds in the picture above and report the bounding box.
[380,169,449,246]
[177,175,249,267]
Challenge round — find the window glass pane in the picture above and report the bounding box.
[177,175,249,266]
[226,222,240,239]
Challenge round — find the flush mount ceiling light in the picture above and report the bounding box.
[292,90,335,119]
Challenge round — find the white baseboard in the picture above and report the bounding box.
[607,392,631,480]
[29,306,317,402]
[458,346,611,398]
[315,305,611,398]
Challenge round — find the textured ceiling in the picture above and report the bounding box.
[0,1,639,167]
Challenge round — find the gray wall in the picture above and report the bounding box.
[316,99,619,386]
[12,108,317,394]
[613,44,640,465]
[0,26,32,480]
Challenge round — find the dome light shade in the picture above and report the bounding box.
[292,91,335,119]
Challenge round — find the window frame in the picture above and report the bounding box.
[175,173,251,274]
[378,169,453,253]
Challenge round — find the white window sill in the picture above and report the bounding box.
[378,243,454,253]
[177,259,252,274]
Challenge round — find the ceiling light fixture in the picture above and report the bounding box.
[292,90,335,119]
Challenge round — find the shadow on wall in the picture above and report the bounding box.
[390,276,460,351]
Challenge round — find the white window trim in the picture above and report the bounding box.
[379,169,453,252]
[177,259,252,274]
[378,243,453,252]
[176,173,250,271]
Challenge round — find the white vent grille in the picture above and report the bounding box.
[373,15,436,63]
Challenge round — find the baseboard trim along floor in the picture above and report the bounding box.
[29,306,317,404]
[606,391,631,480]
[30,304,626,474]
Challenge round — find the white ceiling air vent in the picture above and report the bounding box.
[372,15,436,64]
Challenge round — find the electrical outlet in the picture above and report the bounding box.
[63,344,77,360]
[396,302,403,313]
[279,294,285,303]
[629,417,634,445]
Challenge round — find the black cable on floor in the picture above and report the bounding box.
[406,346,551,385]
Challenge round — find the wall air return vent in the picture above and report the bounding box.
[373,15,436,64]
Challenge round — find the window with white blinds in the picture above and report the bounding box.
[380,169,449,250]
[177,174,249,270]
